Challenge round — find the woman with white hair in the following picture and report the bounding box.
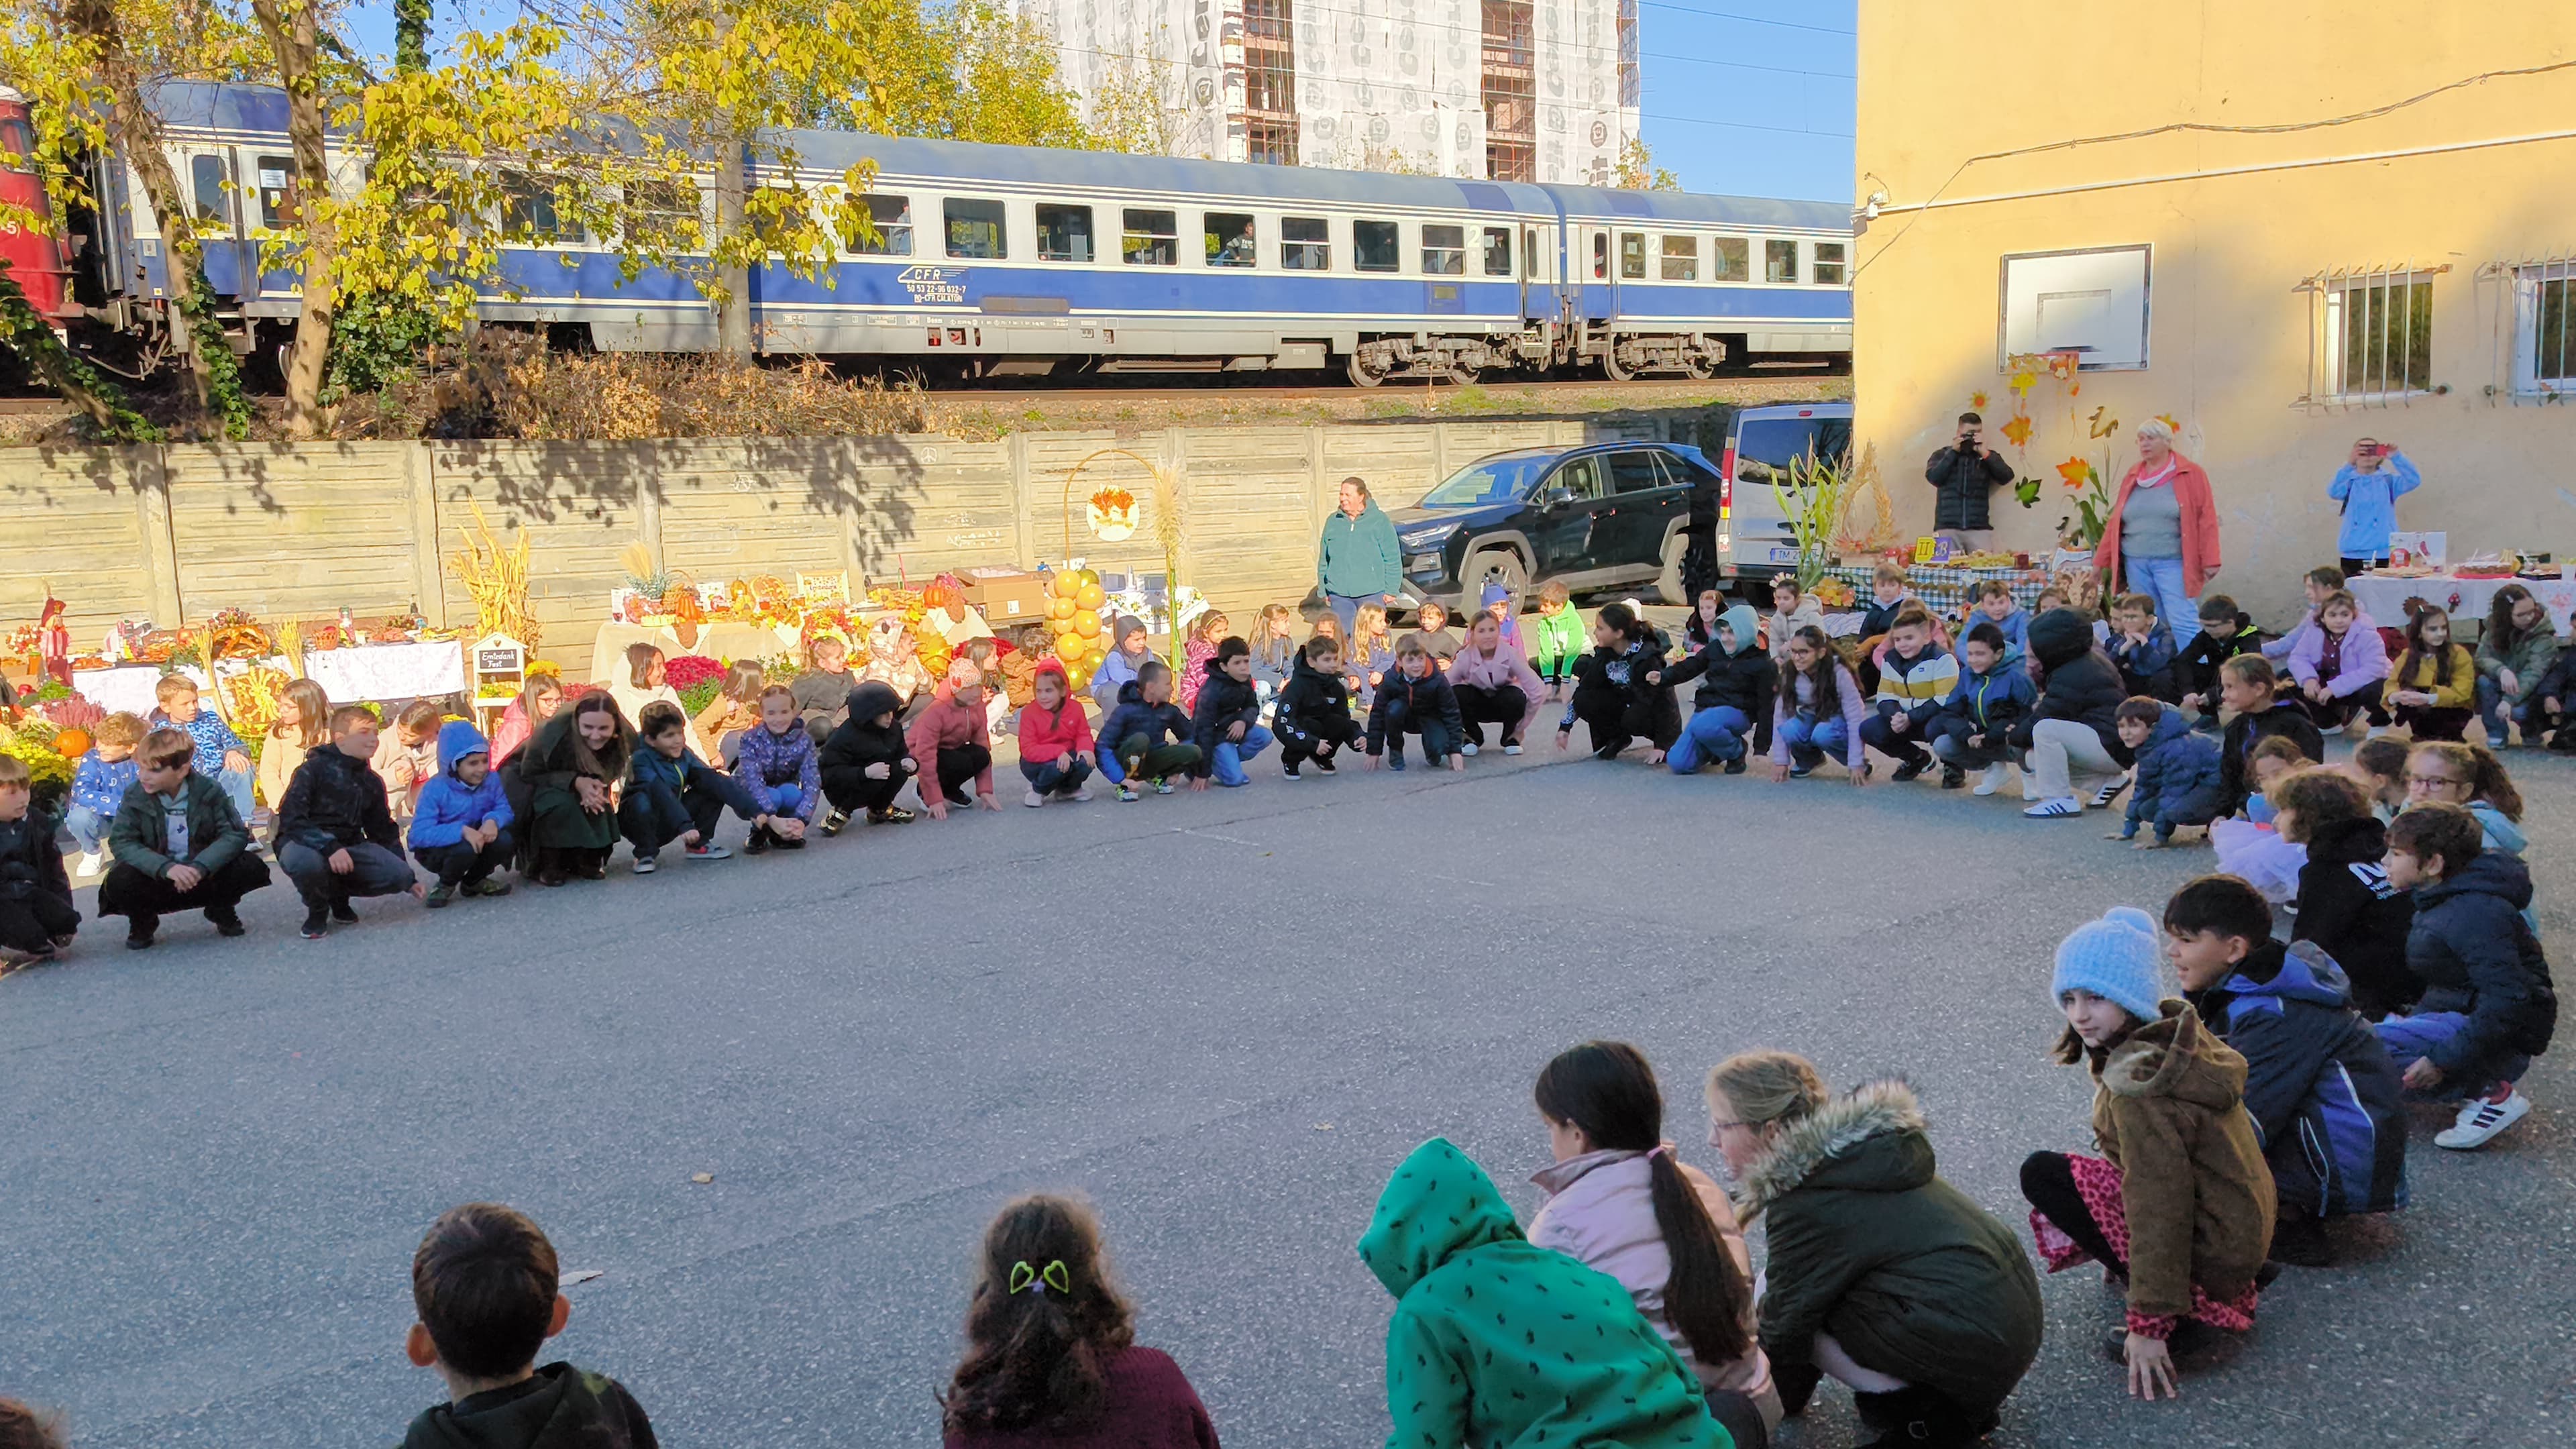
[2091,419,2221,646]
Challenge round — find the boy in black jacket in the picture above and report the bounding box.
[816,681,918,830]
[2167,875,2408,1268]
[0,756,76,971]
[401,1203,659,1449]
[276,704,421,941]
[2214,655,2324,818]
[1095,659,1204,797]
[2270,768,2418,1017]
[1557,601,1679,761]
[2174,593,2264,733]
[1273,639,1362,779]
[1187,637,1273,788]
[1367,637,1466,772]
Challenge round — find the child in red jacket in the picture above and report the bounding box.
[1016,659,1097,807]
[908,661,1002,820]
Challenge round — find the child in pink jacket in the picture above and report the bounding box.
[1446,612,1546,754]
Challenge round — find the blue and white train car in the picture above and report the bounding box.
[63,81,1851,384]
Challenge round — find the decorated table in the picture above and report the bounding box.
[298,638,468,702]
[70,663,210,716]
[1819,562,2059,616]
[585,621,800,682]
[2347,572,2576,638]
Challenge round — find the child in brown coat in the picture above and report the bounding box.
[2021,907,2274,1402]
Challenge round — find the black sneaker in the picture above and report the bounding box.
[1892,758,1930,783]
[1788,761,1814,778]
[126,918,158,950]
[1313,755,1338,774]
[1282,760,1301,779]
[1722,756,1747,775]
[425,883,456,909]
[329,900,358,923]
[300,908,331,941]
[869,805,917,824]
[1940,765,1967,789]
[463,878,512,898]
[819,809,849,837]
[2092,773,2132,808]
[743,827,771,856]
[207,906,247,937]
[1385,751,1406,771]
[775,833,806,850]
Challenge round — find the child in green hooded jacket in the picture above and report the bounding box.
[1359,1137,1731,1449]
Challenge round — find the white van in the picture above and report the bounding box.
[1713,401,1854,592]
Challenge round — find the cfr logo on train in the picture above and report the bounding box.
[897,266,967,304]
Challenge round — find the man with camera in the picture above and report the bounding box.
[1926,411,2018,552]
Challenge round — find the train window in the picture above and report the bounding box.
[846,193,912,256]
[1205,211,1256,267]
[1122,209,1177,266]
[1591,232,1607,280]
[0,116,31,169]
[623,177,701,250]
[1280,216,1330,270]
[1711,237,1749,282]
[256,154,299,229]
[189,154,231,227]
[1619,232,1645,280]
[1036,204,1094,262]
[1660,235,1698,282]
[1421,224,1465,276]
[498,170,583,244]
[1766,238,1799,283]
[1813,240,1847,285]
[1481,226,1511,276]
[1354,220,1399,272]
[1525,227,1542,280]
[945,199,1006,259]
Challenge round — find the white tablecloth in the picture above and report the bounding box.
[72,664,207,716]
[299,640,468,702]
[2348,573,2576,637]
[587,622,800,682]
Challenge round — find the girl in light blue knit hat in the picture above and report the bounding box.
[2019,906,2275,1403]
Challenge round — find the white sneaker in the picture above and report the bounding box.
[74,849,101,877]
[2024,796,2084,818]
[2318,720,2346,736]
[1070,786,1093,802]
[1460,741,1480,757]
[1023,789,1046,808]
[1972,766,2004,797]
[2434,1089,2530,1149]
[633,856,657,874]
[1503,743,1523,755]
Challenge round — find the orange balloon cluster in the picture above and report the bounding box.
[1044,568,1112,693]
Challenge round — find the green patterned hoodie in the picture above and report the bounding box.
[1358,1138,1731,1449]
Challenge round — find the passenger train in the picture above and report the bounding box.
[5,81,1852,386]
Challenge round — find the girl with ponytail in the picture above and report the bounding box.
[1530,1042,1778,1446]
[941,1194,1219,1448]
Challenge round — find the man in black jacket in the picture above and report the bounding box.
[1925,412,2017,550]
[276,705,421,939]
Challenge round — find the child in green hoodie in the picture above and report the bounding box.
[401,1203,658,1449]
[1359,1138,1729,1449]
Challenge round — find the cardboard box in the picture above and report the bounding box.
[960,567,1049,623]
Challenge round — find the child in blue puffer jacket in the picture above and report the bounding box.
[1926,622,2035,791]
[2113,698,2226,847]
[407,720,515,906]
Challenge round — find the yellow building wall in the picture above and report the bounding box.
[1854,2,2576,624]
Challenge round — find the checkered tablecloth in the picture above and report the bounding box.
[1821,564,2057,616]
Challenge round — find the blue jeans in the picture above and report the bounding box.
[1210,724,1274,786]
[1669,706,1751,773]
[213,764,255,823]
[2123,553,2200,647]
[1328,593,1382,637]
[1019,756,1093,795]
[64,804,110,854]
[1777,712,1848,771]
[2474,676,2535,744]
[2377,1011,2529,1099]
[1375,696,1456,765]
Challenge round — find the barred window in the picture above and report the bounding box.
[2300,264,2438,405]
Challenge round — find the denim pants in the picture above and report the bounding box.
[278,840,417,910]
[2124,553,2200,647]
[2474,676,2536,744]
[1209,723,1274,786]
[1668,706,1751,773]
[64,804,111,854]
[1776,712,1849,769]
[1375,698,1455,763]
[1019,755,1094,794]
[1327,593,1378,637]
[2377,1011,2529,1099]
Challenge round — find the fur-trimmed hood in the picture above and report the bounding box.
[1732,1079,1933,1222]
[2094,1000,2246,1111]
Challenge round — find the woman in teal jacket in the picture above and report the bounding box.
[1360,1137,1733,1449]
[1318,476,1403,635]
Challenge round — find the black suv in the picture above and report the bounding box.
[1387,442,1723,610]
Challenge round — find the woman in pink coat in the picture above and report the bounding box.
[2091,418,2222,647]
[1445,611,1545,754]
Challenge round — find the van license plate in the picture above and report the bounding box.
[1768,546,1797,563]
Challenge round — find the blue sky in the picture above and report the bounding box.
[339,0,1857,203]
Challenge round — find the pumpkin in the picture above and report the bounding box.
[52,728,92,758]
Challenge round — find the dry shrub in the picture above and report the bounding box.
[345,333,929,440]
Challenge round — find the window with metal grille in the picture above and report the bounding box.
[1660,235,1697,282]
[2514,260,2575,396]
[2299,265,2438,405]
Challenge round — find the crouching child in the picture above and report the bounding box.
[278,704,423,941]
[408,720,515,908]
[97,727,273,949]
[1368,637,1466,772]
[2167,875,2407,1269]
[0,756,77,971]
[816,682,918,831]
[1095,659,1203,798]
[2112,698,2224,847]
[621,701,768,870]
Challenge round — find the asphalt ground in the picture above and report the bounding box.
[3,717,2570,1448]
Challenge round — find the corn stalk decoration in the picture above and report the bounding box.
[450,502,539,648]
[1768,448,1849,590]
